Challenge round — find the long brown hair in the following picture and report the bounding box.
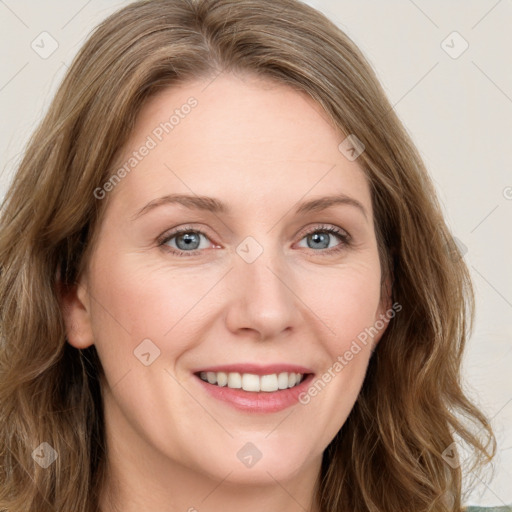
[0,0,496,510]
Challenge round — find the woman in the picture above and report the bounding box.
[0,0,506,510]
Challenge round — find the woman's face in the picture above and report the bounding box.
[63,72,391,494]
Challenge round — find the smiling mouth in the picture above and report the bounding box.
[195,371,311,393]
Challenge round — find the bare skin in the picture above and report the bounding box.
[60,71,391,512]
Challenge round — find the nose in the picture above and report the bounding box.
[224,241,303,341]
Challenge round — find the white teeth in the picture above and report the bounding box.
[242,373,260,392]
[277,372,289,389]
[227,372,242,389]
[216,371,228,387]
[260,374,278,392]
[198,371,306,392]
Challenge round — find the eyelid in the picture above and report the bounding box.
[298,223,350,240]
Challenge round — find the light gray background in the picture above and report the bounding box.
[1,0,511,507]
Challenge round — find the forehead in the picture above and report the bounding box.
[105,72,372,220]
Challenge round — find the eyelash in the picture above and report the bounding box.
[158,224,351,258]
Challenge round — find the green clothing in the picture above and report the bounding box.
[465,507,512,511]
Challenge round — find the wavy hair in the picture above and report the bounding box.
[0,0,496,510]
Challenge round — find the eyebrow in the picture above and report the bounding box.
[131,193,368,221]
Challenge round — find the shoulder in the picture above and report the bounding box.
[464,507,512,512]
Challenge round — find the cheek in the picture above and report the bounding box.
[86,250,220,374]
[292,262,383,453]
[333,270,382,338]
[300,259,383,350]
[298,260,383,423]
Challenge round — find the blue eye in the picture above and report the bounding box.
[298,225,350,252]
[159,227,209,256]
[158,224,350,257]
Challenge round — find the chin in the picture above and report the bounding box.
[196,440,313,485]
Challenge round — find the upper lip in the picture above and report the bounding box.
[192,363,314,376]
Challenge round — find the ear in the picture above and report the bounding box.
[56,271,95,349]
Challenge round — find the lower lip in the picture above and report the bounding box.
[194,374,315,413]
